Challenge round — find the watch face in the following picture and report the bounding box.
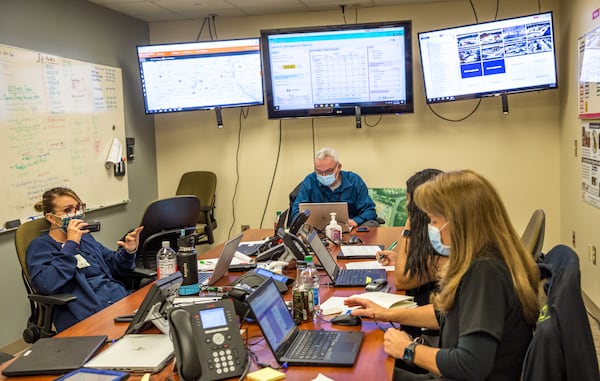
[401,228,410,237]
[403,342,417,364]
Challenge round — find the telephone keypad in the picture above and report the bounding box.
[208,346,239,374]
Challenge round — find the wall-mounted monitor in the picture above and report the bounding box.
[136,38,264,114]
[418,12,557,104]
[261,21,414,119]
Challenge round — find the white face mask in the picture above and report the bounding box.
[317,173,336,186]
[428,222,450,256]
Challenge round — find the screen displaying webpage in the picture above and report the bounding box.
[266,26,409,111]
[419,12,557,103]
[137,38,263,113]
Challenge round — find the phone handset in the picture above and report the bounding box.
[281,232,310,260]
[169,299,246,381]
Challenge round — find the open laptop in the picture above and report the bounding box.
[307,230,386,287]
[197,232,244,286]
[246,278,363,366]
[299,202,351,233]
[2,336,107,376]
[84,334,173,373]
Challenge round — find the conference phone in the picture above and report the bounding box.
[169,299,246,381]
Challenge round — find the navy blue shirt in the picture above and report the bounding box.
[27,232,135,331]
[292,170,377,225]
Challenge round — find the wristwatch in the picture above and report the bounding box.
[401,228,410,237]
[403,341,418,365]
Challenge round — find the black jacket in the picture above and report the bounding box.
[521,244,600,381]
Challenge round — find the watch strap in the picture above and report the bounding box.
[402,341,418,365]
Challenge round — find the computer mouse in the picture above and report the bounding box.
[331,313,362,326]
[348,235,363,245]
[365,278,388,292]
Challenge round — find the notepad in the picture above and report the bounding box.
[337,245,383,259]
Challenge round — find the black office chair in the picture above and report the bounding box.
[520,209,546,262]
[175,171,217,245]
[15,218,155,343]
[136,195,201,269]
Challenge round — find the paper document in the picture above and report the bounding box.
[320,292,416,315]
[105,137,122,168]
[344,260,394,272]
[339,245,381,258]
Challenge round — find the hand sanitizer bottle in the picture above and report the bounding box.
[325,212,342,244]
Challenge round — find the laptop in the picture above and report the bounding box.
[307,230,386,287]
[299,202,352,233]
[84,334,173,373]
[236,209,289,257]
[246,278,363,366]
[2,335,107,376]
[197,232,244,286]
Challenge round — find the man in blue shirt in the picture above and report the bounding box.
[291,147,378,227]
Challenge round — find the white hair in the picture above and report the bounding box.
[315,147,339,162]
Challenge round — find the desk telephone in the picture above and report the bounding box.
[169,299,246,381]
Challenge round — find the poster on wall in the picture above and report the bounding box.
[579,31,600,118]
[582,121,600,208]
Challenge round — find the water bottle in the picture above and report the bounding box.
[156,241,176,279]
[292,261,313,322]
[303,255,320,318]
[176,233,199,295]
[325,212,342,244]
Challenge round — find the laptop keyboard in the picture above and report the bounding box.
[336,269,375,285]
[197,272,211,285]
[288,331,338,360]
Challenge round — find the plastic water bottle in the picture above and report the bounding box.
[325,212,342,244]
[156,241,176,279]
[303,255,320,318]
[292,261,313,322]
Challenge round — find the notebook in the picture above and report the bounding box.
[2,335,107,376]
[246,278,363,366]
[197,232,244,286]
[298,202,351,233]
[307,230,386,287]
[84,334,173,373]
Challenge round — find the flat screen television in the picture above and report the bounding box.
[418,12,557,104]
[136,38,264,114]
[261,21,414,119]
[124,271,182,335]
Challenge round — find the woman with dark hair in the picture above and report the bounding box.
[27,187,143,331]
[378,169,445,305]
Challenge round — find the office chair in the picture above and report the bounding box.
[520,209,546,262]
[521,245,600,381]
[176,171,217,245]
[15,218,156,343]
[136,195,201,269]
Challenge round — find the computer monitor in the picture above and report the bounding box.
[124,271,183,335]
[261,20,414,119]
[418,12,557,104]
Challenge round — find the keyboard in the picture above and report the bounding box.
[288,331,338,361]
[197,272,212,285]
[335,268,386,286]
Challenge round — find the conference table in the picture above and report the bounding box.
[0,227,403,381]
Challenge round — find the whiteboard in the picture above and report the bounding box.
[0,43,129,227]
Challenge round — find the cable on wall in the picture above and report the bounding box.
[258,120,283,228]
[226,107,247,239]
[364,115,383,127]
[195,17,209,41]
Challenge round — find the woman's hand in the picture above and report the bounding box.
[377,249,397,266]
[383,329,413,359]
[118,226,144,254]
[344,296,389,320]
[65,219,86,244]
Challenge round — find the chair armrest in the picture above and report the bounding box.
[130,267,157,279]
[28,293,76,306]
[199,205,215,212]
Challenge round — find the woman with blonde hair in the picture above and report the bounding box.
[346,170,539,380]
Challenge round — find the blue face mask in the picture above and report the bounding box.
[317,173,336,186]
[428,223,450,256]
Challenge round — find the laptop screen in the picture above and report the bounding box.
[307,230,338,279]
[247,279,296,353]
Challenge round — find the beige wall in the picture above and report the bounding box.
[151,0,562,257]
[559,0,600,306]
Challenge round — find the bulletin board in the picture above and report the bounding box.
[578,31,600,118]
[0,43,129,228]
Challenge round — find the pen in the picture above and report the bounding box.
[387,241,398,251]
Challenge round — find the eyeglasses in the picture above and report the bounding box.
[53,203,86,216]
[315,163,339,176]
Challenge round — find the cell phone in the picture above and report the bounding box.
[356,227,369,232]
[83,220,101,232]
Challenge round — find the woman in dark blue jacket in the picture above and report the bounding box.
[27,187,143,331]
